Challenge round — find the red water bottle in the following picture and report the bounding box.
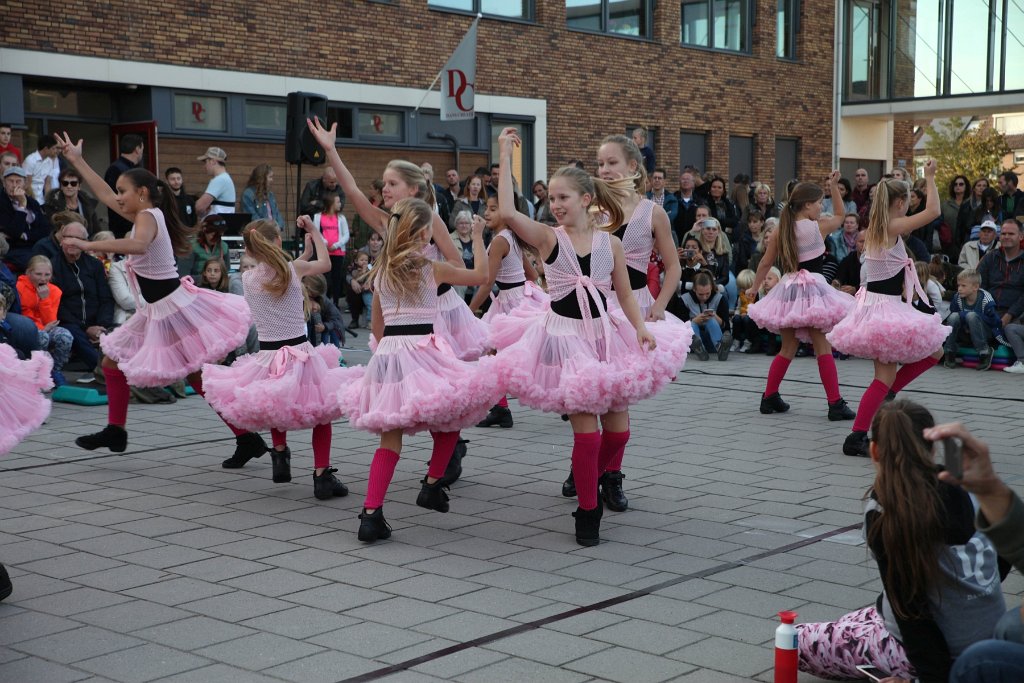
[774,610,798,683]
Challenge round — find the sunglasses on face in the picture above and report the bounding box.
[61,180,79,187]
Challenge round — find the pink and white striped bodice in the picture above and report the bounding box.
[243,262,306,342]
[616,198,655,274]
[128,208,180,281]
[494,229,525,283]
[375,262,438,326]
[546,227,613,302]
[795,219,825,264]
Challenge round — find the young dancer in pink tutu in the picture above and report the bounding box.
[828,160,949,457]
[306,119,488,361]
[468,194,549,429]
[337,198,501,543]
[557,134,691,512]
[490,128,685,546]
[53,133,264,463]
[0,343,53,457]
[201,218,361,498]
[746,173,857,420]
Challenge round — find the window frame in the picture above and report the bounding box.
[566,0,655,41]
[776,0,800,61]
[680,0,755,55]
[243,98,288,138]
[427,0,535,23]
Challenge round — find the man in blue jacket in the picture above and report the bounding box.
[978,219,1024,328]
[646,168,679,226]
[50,221,113,371]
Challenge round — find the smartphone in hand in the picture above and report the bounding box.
[855,664,887,682]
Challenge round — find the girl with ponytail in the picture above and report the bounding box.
[827,160,951,457]
[488,128,684,548]
[54,133,266,465]
[796,400,1006,682]
[745,172,857,421]
[337,198,502,543]
[307,118,489,361]
[201,218,361,499]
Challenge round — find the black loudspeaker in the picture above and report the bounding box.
[285,92,328,165]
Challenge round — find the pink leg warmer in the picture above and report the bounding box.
[427,431,460,479]
[364,448,400,510]
[764,356,792,397]
[270,428,287,449]
[312,423,331,470]
[889,356,939,394]
[572,431,602,511]
[103,366,130,427]
[496,396,509,409]
[816,354,842,403]
[598,429,630,473]
[852,379,891,433]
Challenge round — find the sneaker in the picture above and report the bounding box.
[357,507,391,543]
[222,432,268,468]
[561,469,576,497]
[416,477,450,513]
[759,392,790,414]
[599,471,628,512]
[75,424,127,452]
[827,398,856,421]
[717,332,733,361]
[843,430,869,457]
[1004,361,1024,374]
[739,340,753,353]
[943,350,957,369]
[51,370,67,388]
[572,505,603,547]
[476,405,513,428]
[313,468,349,500]
[977,348,994,372]
[437,438,468,487]
[270,447,292,483]
[0,564,11,602]
[691,336,709,361]
[730,339,741,352]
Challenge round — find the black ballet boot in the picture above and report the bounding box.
[561,469,576,497]
[572,505,603,547]
[357,507,392,543]
[0,564,11,601]
[270,447,292,483]
[827,398,856,421]
[759,392,790,414]
[222,432,268,469]
[416,477,451,513]
[599,471,628,512]
[313,468,349,500]
[75,424,127,452]
[843,431,870,457]
[476,405,513,428]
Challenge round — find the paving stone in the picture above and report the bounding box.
[16,586,134,616]
[112,545,216,570]
[171,556,271,582]
[0,656,92,682]
[441,586,556,619]
[131,616,256,651]
[176,591,294,622]
[262,650,382,682]
[240,605,358,639]
[345,596,461,628]
[0,611,84,643]
[77,601,192,632]
[75,643,210,683]
[410,646,509,679]
[72,565,168,592]
[308,620,433,657]
[456,655,593,683]
[11,625,143,664]
[194,632,323,670]
[149,664,284,683]
[123,577,233,606]
[482,627,608,666]
[565,645,695,683]
[587,620,708,654]
[668,636,773,678]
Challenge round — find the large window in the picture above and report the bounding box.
[729,135,754,182]
[774,138,799,189]
[776,0,799,60]
[567,0,651,38]
[680,131,707,172]
[681,0,752,52]
[428,0,530,19]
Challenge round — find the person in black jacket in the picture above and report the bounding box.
[0,166,51,271]
[50,221,114,371]
[103,134,143,237]
[705,176,739,237]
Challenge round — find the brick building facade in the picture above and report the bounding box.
[1,0,838,221]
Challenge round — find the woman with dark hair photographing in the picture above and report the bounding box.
[796,400,1007,683]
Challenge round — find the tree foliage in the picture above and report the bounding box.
[923,117,1011,192]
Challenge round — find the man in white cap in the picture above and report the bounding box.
[0,166,52,271]
[959,219,1000,270]
[194,146,235,218]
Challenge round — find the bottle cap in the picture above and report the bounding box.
[778,611,797,624]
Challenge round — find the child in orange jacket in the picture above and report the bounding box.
[17,255,73,386]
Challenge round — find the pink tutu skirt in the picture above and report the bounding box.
[435,287,489,361]
[338,333,503,435]
[608,286,694,368]
[489,309,683,415]
[201,342,364,432]
[827,290,950,364]
[481,281,550,323]
[101,277,251,387]
[748,270,855,343]
[0,345,53,456]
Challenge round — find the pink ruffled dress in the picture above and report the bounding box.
[489,227,682,415]
[338,262,503,435]
[0,344,53,456]
[481,229,549,324]
[100,208,251,387]
[827,235,950,363]
[425,242,490,361]
[201,262,363,432]
[748,218,855,342]
[606,199,693,361]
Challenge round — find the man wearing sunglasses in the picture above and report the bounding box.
[43,169,99,234]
